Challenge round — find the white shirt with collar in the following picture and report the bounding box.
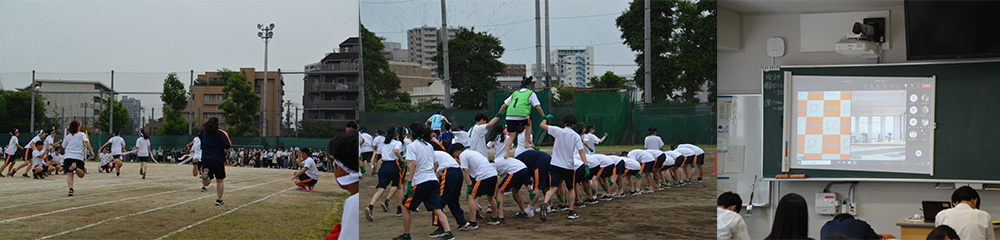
[718,207,751,240]
[935,202,995,240]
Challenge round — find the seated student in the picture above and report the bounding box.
[766,193,811,240]
[29,141,53,179]
[926,225,960,240]
[936,186,995,240]
[819,214,879,240]
[292,148,319,191]
[718,192,750,240]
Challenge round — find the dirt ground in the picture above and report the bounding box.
[360,147,717,239]
[0,162,347,239]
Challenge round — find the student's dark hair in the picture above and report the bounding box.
[620,151,629,156]
[765,193,809,240]
[436,110,442,114]
[34,141,44,146]
[458,125,466,131]
[203,117,219,132]
[672,144,680,150]
[927,225,960,240]
[585,124,595,133]
[474,113,488,122]
[717,192,743,213]
[384,127,397,144]
[375,128,384,136]
[826,234,858,240]
[443,122,452,131]
[563,114,577,126]
[9,128,17,135]
[448,143,465,155]
[114,129,121,136]
[68,121,80,134]
[488,124,505,143]
[648,127,657,134]
[300,148,312,155]
[346,121,359,130]
[832,213,855,220]
[409,123,430,144]
[951,186,980,205]
[139,129,149,139]
[521,76,534,86]
[328,134,359,172]
[44,128,55,134]
[359,126,367,133]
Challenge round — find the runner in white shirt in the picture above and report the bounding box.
[644,127,664,150]
[493,156,530,223]
[453,143,499,229]
[359,127,375,174]
[627,149,656,193]
[134,130,153,179]
[185,135,205,189]
[673,146,697,185]
[538,114,586,220]
[936,186,995,240]
[99,130,127,176]
[396,124,454,240]
[467,113,500,159]
[718,192,751,240]
[292,148,319,191]
[2,129,25,177]
[678,143,707,183]
[581,125,607,155]
[370,129,386,174]
[366,127,406,221]
[10,130,47,178]
[63,121,94,196]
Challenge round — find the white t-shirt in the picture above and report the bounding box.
[135,138,150,157]
[372,136,385,152]
[582,133,600,154]
[5,136,18,155]
[503,89,541,121]
[718,208,751,240]
[936,203,996,240]
[486,137,506,161]
[493,157,527,176]
[402,138,412,154]
[596,154,618,168]
[622,156,641,170]
[675,147,695,157]
[548,126,585,170]
[100,153,111,165]
[44,135,54,153]
[433,151,460,172]
[405,141,437,185]
[678,144,705,155]
[452,130,469,146]
[107,136,126,155]
[459,150,498,180]
[379,140,402,161]
[302,157,319,179]
[191,137,202,159]
[643,149,665,159]
[627,149,655,163]
[644,135,664,150]
[52,153,64,164]
[63,132,89,160]
[360,133,374,153]
[468,124,489,158]
[514,131,530,157]
[32,148,47,167]
[661,150,679,165]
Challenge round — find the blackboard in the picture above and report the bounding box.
[762,61,1000,180]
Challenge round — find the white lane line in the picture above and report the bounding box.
[0,182,185,210]
[36,178,285,240]
[0,176,271,224]
[156,186,296,240]
[0,176,193,199]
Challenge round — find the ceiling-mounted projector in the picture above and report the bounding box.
[836,36,880,59]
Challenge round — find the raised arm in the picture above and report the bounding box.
[539,119,550,131]
[484,116,501,129]
[534,105,545,117]
[497,104,509,116]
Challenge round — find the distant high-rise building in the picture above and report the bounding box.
[382,41,409,62]
[120,96,142,132]
[497,63,527,90]
[407,26,460,78]
[302,37,360,126]
[191,67,284,136]
[549,46,595,88]
[18,80,113,132]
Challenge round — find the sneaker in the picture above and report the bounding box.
[117,171,120,177]
[643,189,654,194]
[22,173,29,178]
[381,200,390,212]
[306,185,314,192]
[439,231,454,240]
[215,199,224,206]
[142,170,146,179]
[68,189,74,196]
[296,187,307,191]
[476,206,485,220]
[39,173,45,179]
[574,201,585,207]
[396,206,403,216]
[568,210,579,219]
[514,212,529,218]
[364,205,374,222]
[458,222,479,231]
[486,217,501,225]
[539,203,548,222]
[585,198,599,204]
[697,177,704,183]
[391,233,411,240]
[458,222,478,231]
[428,227,446,238]
[599,194,613,201]
[201,187,207,192]
[556,204,569,211]
[32,172,38,179]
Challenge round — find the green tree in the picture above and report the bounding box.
[415,98,446,112]
[297,120,339,138]
[616,0,716,103]
[0,90,53,134]
[370,91,415,112]
[432,27,506,110]
[218,69,261,137]
[361,24,403,111]
[553,86,576,107]
[588,71,628,89]
[159,72,189,135]
[96,98,131,134]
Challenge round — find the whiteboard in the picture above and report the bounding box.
[718,95,771,206]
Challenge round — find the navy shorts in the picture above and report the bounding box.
[376,160,405,189]
[615,161,626,175]
[298,174,317,185]
[681,155,695,165]
[654,154,666,169]
[641,161,654,173]
[403,180,443,211]
[549,166,576,190]
[588,166,600,180]
[661,158,677,170]
[471,176,498,198]
[202,160,226,180]
[62,158,86,173]
[36,165,50,172]
[4,153,17,164]
[138,156,150,162]
[598,165,615,178]
[361,152,374,162]
[574,165,588,184]
[696,153,705,165]
[506,119,528,134]
[625,169,640,176]
[499,169,530,192]
[516,150,551,190]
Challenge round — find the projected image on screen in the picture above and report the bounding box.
[790,76,935,174]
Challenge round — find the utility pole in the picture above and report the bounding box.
[189,70,194,135]
[258,23,275,137]
[110,70,114,134]
[644,0,652,103]
[441,0,451,109]
[277,68,282,137]
[30,70,35,133]
[545,0,551,89]
[534,0,542,81]
[358,20,366,112]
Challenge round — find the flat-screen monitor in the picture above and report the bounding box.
[789,75,935,174]
[905,0,1000,60]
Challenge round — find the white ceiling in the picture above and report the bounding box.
[719,0,903,13]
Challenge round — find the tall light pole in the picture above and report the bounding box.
[257,22,274,137]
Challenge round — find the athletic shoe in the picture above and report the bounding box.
[39,173,45,179]
[458,222,478,231]
[22,173,28,178]
[697,177,704,183]
[296,187,307,191]
[439,231,455,240]
[381,199,390,212]
[68,189,74,196]
[515,212,530,218]
[539,203,549,222]
[486,217,501,225]
[643,189,654,194]
[599,194,613,201]
[392,233,411,240]
[556,204,569,211]
[631,191,642,196]
[201,187,207,192]
[573,201,585,207]
[476,206,485,220]
[585,198,599,204]
[116,171,120,177]
[215,199,224,206]
[364,205,374,222]
[396,206,403,216]
[568,210,579,219]
[428,227,446,238]
[32,171,38,179]
[307,185,314,192]
[141,169,146,179]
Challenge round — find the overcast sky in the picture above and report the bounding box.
[361,0,639,78]
[0,0,359,121]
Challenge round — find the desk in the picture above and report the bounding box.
[897,221,1000,240]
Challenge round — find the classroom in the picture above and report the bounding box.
[718,1,1000,239]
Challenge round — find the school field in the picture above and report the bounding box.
[0,163,346,239]
[360,147,717,239]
